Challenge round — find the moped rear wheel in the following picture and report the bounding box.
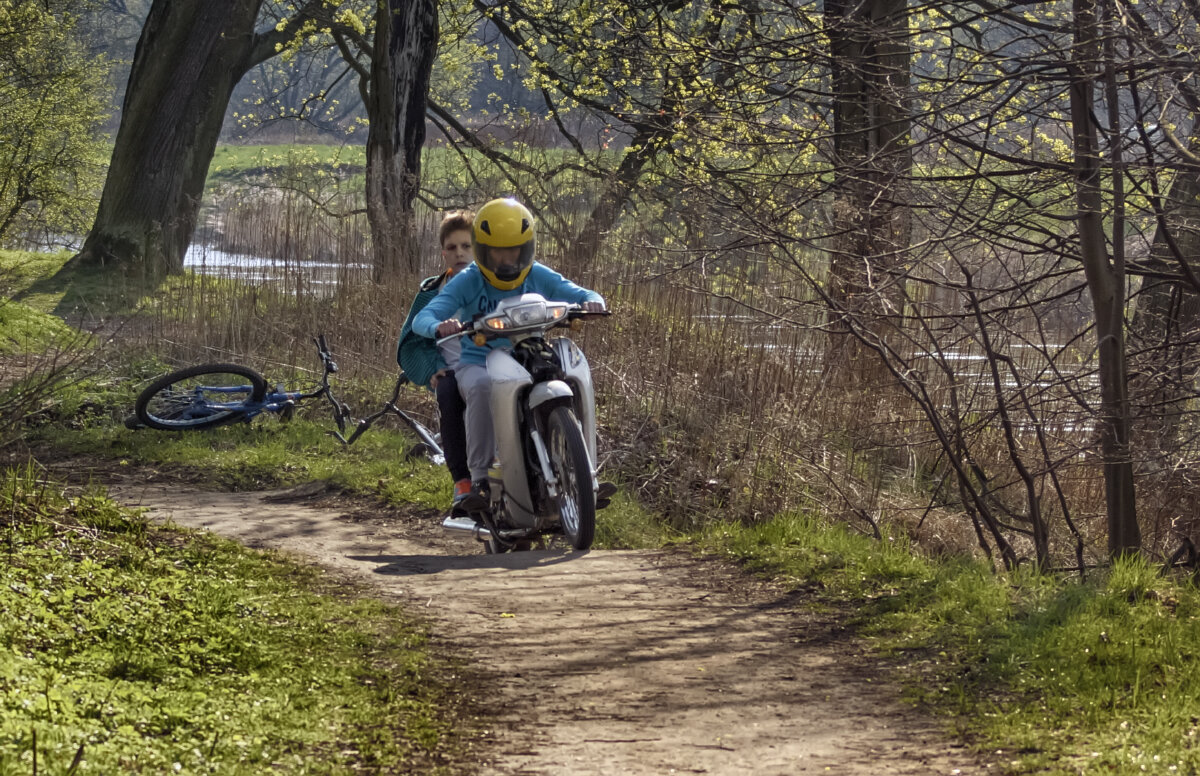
[546,406,595,550]
[135,363,267,431]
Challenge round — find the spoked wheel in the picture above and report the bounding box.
[135,363,267,431]
[545,406,596,550]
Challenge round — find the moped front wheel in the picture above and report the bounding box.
[546,406,596,550]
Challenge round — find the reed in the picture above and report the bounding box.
[129,158,1191,570]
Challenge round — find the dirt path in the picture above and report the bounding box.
[107,481,987,776]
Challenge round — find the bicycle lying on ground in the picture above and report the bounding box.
[127,335,443,460]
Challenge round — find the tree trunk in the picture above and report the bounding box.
[1125,130,1200,548]
[1071,0,1139,556]
[74,0,264,279]
[562,123,660,274]
[823,0,912,375]
[365,0,438,282]
[1129,137,1200,451]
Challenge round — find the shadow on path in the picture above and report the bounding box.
[347,549,583,575]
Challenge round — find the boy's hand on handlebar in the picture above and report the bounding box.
[435,319,463,338]
[581,302,606,313]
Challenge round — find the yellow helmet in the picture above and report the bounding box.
[473,198,536,290]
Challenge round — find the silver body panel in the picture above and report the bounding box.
[484,338,598,529]
[486,346,537,525]
[552,337,598,464]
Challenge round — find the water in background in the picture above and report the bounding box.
[183,243,371,291]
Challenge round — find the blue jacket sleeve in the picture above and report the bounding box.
[413,275,470,338]
[534,266,605,306]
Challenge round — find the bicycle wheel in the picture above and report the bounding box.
[135,363,267,431]
[545,406,596,550]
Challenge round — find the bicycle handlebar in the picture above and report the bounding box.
[314,334,338,375]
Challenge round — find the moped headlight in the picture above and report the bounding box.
[509,302,550,326]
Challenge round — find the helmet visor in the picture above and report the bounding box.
[484,242,534,281]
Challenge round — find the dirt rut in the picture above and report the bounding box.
[110,483,986,776]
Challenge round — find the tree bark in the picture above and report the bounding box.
[823,0,912,375]
[365,0,438,281]
[561,123,661,274]
[1129,135,1200,453]
[1071,0,1139,556]
[74,0,263,278]
[72,0,329,278]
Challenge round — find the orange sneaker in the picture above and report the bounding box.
[452,478,472,505]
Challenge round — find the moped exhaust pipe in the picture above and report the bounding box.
[442,517,540,545]
[442,516,492,541]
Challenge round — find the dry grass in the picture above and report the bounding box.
[125,180,1198,571]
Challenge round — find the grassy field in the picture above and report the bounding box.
[696,515,1200,774]
[0,464,462,775]
[6,238,1200,775]
[1,252,469,774]
[29,396,1200,774]
[202,143,621,211]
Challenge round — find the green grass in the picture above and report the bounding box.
[10,218,1200,775]
[0,252,81,350]
[203,143,621,213]
[0,299,80,354]
[0,464,459,775]
[0,250,74,294]
[28,358,679,542]
[29,370,1200,775]
[594,489,680,549]
[38,408,453,507]
[694,512,1200,775]
[207,144,365,186]
[1,249,157,322]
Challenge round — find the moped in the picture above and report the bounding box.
[439,294,612,553]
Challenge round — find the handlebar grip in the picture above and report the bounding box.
[314,333,337,373]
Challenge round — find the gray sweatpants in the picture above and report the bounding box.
[454,363,494,481]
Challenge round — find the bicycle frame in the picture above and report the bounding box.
[328,372,445,463]
[210,335,349,429]
[131,334,444,462]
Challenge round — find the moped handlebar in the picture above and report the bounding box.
[433,306,611,346]
[567,309,612,319]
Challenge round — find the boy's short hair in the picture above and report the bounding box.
[439,210,475,247]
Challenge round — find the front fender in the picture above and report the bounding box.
[527,380,573,410]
